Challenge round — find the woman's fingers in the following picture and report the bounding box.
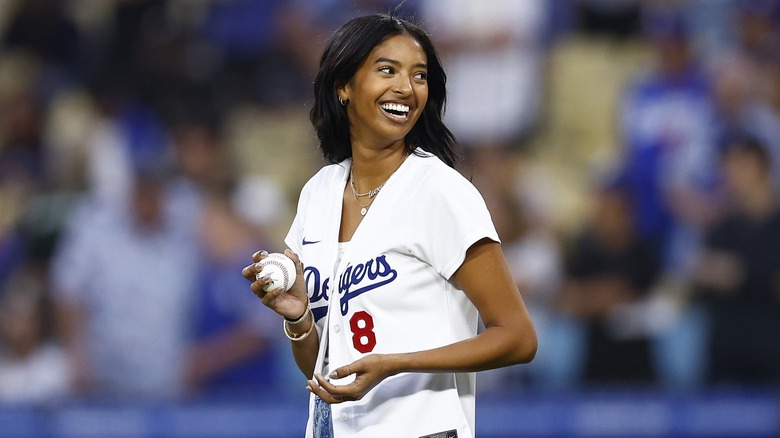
[249,278,267,299]
[306,379,341,404]
[308,372,365,404]
[243,249,270,282]
[245,249,310,319]
[246,249,304,285]
[241,263,256,281]
[259,286,286,306]
[251,249,269,263]
[284,249,305,275]
[327,364,353,380]
[307,375,352,404]
[244,262,273,298]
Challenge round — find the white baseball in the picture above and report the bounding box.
[255,253,297,292]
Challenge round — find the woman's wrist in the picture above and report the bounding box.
[385,353,409,377]
[284,301,310,324]
[284,308,314,342]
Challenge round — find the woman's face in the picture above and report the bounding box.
[339,33,428,151]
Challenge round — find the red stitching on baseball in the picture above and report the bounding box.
[263,259,290,290]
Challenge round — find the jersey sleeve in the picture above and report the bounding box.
[407,167,500,279]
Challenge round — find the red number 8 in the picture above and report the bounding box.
[349,311,376,353]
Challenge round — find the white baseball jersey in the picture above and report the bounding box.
[285,149,499,438]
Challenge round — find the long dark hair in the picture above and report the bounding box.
[309,14,461,167]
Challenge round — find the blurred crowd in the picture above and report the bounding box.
[0,0,779,406]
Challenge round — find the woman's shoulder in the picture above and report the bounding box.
[408,149,475,190]
[300,160,349,193]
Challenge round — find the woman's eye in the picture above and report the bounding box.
[379,66,393,74]
[414,72,427,81]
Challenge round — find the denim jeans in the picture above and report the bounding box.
[313,396,334,438]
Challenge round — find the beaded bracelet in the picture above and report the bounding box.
[283,308,314,342]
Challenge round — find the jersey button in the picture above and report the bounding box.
[333,324,341,333]
[339,412,348,421]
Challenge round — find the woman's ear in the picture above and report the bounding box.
[336,81,350,104]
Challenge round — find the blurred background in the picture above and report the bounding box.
[0,0,778,436]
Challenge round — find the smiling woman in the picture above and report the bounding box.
[309,15,458,168]
[242,13,537,438]
[336,33,428,163]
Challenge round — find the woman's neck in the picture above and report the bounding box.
[350,142,409,189]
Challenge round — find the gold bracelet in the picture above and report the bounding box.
[283,309,314,342]
[284,301,311,324]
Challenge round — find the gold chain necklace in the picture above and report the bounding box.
[350,166,383,216]
[349,153,410,216]
[350,167,386,198]
[351,189,373,216]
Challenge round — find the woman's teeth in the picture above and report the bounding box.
[381,103,410,117]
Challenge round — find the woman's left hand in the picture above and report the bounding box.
[307,354,398,404]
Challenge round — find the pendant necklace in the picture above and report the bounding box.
[350,153,409,216]
[352,193,372,216]
[350,166,384,216]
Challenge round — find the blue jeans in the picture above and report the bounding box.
[313,397,334,438]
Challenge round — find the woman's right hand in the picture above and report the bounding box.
[242,249,309,320]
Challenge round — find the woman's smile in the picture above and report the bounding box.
[379,102,411,122]
[339,33,428,149]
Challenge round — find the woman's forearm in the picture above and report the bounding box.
[288,312,321,378]
[390,320,537,375]
[314,319,537,404]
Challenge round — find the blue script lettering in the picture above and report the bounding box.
[304,267,329,321]
[338,255,397,315]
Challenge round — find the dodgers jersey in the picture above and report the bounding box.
[285,149,499,438]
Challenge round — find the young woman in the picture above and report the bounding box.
[243,14,537,438]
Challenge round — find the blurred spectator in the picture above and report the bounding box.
[707,0,780,193]
[186,184,287,397]
[201,0,310,108]
[617,3,721,274]
[692,134,780,385]
[733,0,780,74]
[0,232,24,294]
[557,178,662,385]
[81,79,170,205]
[92,0,195,117]
[419,0,547,240]
[0,262,69,404]
[573,0,643,39]
[0,58,50,302]
[0,85,46,187]
[3,0,79,66]
[165,111,228,233]
[281,0,418,81]
[50,164,200,400]
[480,167,568,391]
[710,55,780,193]
[2,0,80,97]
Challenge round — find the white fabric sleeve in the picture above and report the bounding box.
[407,169,500,280]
